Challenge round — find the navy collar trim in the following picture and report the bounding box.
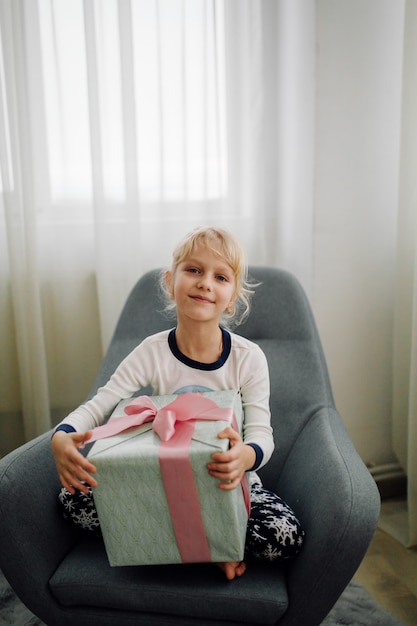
[168,327,231,371]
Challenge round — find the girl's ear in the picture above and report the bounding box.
[226,292,238,315]
[165,270,174,299]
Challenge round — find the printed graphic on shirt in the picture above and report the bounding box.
[174,385,213,394]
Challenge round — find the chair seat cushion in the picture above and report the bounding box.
[49,537,288,625]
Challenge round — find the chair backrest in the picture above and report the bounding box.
[236,267,335,481]
[89,267,335,480]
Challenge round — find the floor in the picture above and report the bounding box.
[353,507,417,626]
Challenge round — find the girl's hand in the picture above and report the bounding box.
[51,430,98,494]
[207,427,256,490]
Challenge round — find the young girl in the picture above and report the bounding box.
[52,226,304,580]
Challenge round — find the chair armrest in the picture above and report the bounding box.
[275,407,380,626]
[0,431,79,619]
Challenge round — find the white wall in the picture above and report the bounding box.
[313,0,405,466]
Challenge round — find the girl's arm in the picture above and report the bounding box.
[208,342,274,489]
[54,339,154,433]
[51,339,153,490]
[239,343,274,468]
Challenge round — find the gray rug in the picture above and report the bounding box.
[0,570,42,626]
[0,568,404,626]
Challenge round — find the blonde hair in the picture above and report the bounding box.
[160,226,254,328]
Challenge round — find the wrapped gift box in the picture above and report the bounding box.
[87,390,249,567]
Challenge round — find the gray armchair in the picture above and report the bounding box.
[0,267,380,626]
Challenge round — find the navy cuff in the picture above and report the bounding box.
[247,443,264,471]
[52,424,76,437]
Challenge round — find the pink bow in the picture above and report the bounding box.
[85,393,235,444]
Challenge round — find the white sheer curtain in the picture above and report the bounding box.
[0,0,315,446]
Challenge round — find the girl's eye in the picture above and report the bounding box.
[186,267,200,274]
[216,275,228,282]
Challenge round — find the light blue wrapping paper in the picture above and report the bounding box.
[88,390,248,566]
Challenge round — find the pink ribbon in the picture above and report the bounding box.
[88,393,250,563]
[86,393,235,443]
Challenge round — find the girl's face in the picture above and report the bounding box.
[166,243,237,326]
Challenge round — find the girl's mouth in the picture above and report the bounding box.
[191,295,214,304]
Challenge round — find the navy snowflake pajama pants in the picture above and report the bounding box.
[58,479,305,562]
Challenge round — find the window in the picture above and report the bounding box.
[36,0,228,218]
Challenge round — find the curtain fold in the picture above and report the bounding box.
[0,0,51,439]
[273,0,315,295]
[223,0,316,287]
[389,0,417,547]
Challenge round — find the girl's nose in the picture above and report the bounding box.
[197,275,213,290]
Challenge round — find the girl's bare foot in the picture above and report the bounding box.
[217,560,246,580]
